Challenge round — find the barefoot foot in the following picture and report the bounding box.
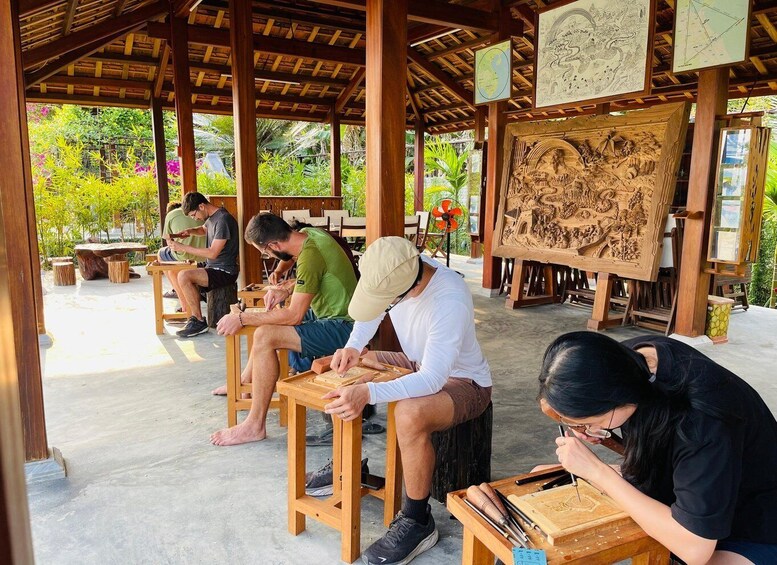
[211,385,227,396]
[210,422,266,446]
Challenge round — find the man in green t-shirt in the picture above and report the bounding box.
[158,202,206,312]
[211,212,357,446]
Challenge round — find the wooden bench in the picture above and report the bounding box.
[145,260,196,335]
[238,283,270,308]
[225,325,290,428]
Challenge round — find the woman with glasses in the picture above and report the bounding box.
[537,331,777,565]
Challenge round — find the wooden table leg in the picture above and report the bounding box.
[341,417,362,563]
[277,349,289,428]
[384,402,403,526]
[632,548,671,565]
[226,333,238,427]
[151,270,164,335]
[332,417,342,497]
[288,399,306,536]
[461,528,494,565]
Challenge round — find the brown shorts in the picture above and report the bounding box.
[372,351,492,427]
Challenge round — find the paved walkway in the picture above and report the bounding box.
[28,255,777,564]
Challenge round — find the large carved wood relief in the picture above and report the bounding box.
[493,103,690,281]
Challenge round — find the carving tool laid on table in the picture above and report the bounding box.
[466,485,530,548]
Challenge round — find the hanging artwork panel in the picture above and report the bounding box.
[493,103,690,282]
[534,0,653,110]
[671,0,751,73]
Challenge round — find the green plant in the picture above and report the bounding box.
[198,172,237,195]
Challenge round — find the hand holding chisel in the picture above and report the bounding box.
[558,424,582,501]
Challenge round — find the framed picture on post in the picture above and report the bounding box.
[474,40,513,105]
[671,0,751,74]
[533,0,654,111]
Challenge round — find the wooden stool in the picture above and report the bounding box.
[207,283,238,328]
[430,402,492,503]
[107,258,129,283]
[277,367,410,563]
[52,261,76,286]
[238,283,270,308]
[145,260,196,335]
[225,325,289,428]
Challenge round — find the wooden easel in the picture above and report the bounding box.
[586,272,630,330]
[505,260,560,309]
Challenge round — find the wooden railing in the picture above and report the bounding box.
[205,195,345,219]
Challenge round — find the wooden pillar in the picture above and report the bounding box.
[675,69,729,336]
[330,108,342,197]
[474,106,487,143]
[150,96,169,225]
[482,101,506,290]
[0,0,48,463]
[169,12,197,194]
[0,1,35,558]
[365,0,407,243]
[414,118,424,212]
[481,2,510,291]
[229,0,262,286]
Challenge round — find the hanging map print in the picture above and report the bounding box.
[534,0,652,110]
[672,0,750,73]
[474,40,513,104]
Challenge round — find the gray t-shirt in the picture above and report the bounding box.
[205,207,239,275]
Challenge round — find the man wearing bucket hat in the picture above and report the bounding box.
[321,236,492,565]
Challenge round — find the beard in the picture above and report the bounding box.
[272,250,294,261]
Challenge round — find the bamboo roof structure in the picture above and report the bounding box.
[17,0,777,133]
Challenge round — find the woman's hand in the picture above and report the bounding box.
[555,433,609,483]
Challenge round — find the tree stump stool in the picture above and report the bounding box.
[430,401,492,503]
[207,283,238,328]
[107,259,130,283]
[52,261,76,286]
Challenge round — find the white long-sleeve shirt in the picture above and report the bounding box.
[345,256,492,404]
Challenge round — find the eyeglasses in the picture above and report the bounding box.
[560,408,616,439]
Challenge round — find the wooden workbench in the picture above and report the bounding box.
[447,467,669,565]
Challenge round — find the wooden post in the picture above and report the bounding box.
[675,69,729,336]
[150,96,169,225]
[414,118,424,212]
[474,106,487,143]
[365,0,407,243]
[481,1,510,291]
[0,1,36,557]
[169,12,197,194]
[482,101,506,290]
[1,0,48,463]
[330,108,342,197]
[230,0,262,287]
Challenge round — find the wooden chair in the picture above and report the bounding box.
[324,209,350,232]
[306,216,331,231]
[417,211,447,259]
[403,215,420,243]
[281,209,311,224]
[339,217,367,251]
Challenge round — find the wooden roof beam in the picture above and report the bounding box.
[38,74,151,91]
[407,46,474,109]
[62,0,78,36]
[306,0,501,33]
[334,67,365,113]
[145,22,366,66]
[163,82,339,106]
[173,0,203,18]
[23,1,167,69]
[25,26,135,87]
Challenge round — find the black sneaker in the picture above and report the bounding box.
[362,507,438,565]
[176,316,209,338]
[305,458,368,497]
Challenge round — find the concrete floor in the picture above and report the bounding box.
[28,255,777,564]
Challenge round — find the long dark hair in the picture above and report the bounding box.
[538,332,694,493]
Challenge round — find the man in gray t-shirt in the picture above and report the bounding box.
[168,192,240,338]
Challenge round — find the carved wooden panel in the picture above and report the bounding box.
[493,103,690,281]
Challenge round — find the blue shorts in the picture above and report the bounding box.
[717,540,777,564]
[158,246,176,261]
[294,318,353,361]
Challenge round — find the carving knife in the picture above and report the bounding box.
[558,423,581,502]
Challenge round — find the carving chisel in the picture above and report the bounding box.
[558,423,582,502]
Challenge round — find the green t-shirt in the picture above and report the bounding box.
[294,228,357,320]
[162,208,206,262]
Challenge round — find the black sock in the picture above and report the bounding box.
[403,495,430,524]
